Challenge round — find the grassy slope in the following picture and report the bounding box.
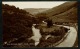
[50,6,77,22]
[35,1,77,23]
[44,1,77,16]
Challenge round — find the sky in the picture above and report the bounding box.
[2,1,67,9]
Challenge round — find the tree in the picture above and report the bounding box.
[2,4,34,44]
[46,19,53,28]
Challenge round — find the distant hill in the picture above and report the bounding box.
[36,1,77,23]
[24,8,50,15]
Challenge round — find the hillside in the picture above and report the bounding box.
[2,4,35,44]
[35,1,77,23]
[24,8,49,15]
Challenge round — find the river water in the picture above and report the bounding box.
[29,25,42,46]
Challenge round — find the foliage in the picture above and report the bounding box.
[2,4,34,43]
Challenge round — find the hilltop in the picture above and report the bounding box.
[24,8,49,15]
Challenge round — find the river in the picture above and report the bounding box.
[31,24,77,47]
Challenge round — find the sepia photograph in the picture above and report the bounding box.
[2,1,78,47]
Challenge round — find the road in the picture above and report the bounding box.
[30,24,77,47]
[56,25,77,47]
